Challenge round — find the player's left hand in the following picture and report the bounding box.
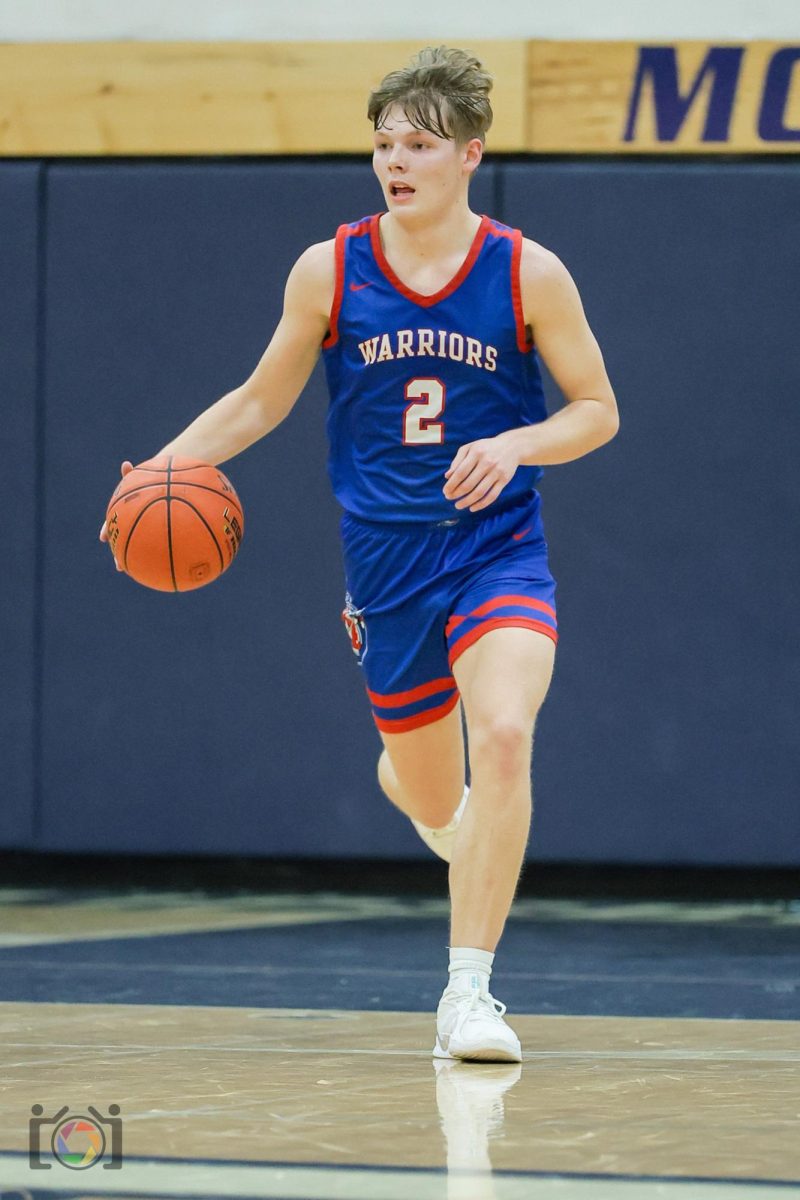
[443,432,520,512]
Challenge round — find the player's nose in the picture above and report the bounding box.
[387,145,407,169]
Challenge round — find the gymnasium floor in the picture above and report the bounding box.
[0,865,798,1199]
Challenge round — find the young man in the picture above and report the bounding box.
[102,47,618,1062]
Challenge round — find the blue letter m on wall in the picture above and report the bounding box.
[624,46,744,142]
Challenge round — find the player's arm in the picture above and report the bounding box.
[444,241,619,512]
[510,240,619,463]
[157,239,334,464]
[100,241,333,549]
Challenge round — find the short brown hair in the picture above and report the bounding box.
[368,46,493,144]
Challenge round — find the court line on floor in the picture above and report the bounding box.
[0,906,408,948]
[5,1040,800,1063]
[2,890,798,929]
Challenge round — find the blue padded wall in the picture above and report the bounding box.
[5,158,798,864]
[0,165,40,845]
[38,162,496,857]
[503,163,800,864]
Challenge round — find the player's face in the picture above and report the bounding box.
[372,106,481,219]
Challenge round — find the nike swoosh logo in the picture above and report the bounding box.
[349,281,372,291]
[512,526,532,541]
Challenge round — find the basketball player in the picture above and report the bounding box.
[101,47,618,1062]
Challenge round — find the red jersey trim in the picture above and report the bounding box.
[369,213,491,308]
[485,220,532,353]
[322,225,347,350]
[511,229,533,353]
[322,219,371,350]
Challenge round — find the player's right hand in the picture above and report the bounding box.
[99,461,134,569]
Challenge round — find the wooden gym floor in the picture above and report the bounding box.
[0,873,798,1198]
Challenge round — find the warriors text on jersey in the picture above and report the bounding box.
[322,213,548,523]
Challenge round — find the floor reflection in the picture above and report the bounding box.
[435,1059,522,1197]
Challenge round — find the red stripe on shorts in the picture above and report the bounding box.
[372,691,460,734]
[366,675,457,709]
[448,616,558,668]
[445,594,557,638]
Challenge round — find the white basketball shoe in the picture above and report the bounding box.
[433,978,522,1063]
[411,786,469,862]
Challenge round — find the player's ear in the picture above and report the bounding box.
[462,137,484,177]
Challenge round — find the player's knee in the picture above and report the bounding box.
[468,716,532,782]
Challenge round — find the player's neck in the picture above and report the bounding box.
[380,204,482,265]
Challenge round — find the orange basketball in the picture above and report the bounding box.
[105,456,244,592]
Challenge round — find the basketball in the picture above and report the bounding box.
[105,456,244,592]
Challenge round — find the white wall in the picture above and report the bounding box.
[0,0,797,41]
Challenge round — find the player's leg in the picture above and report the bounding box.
[434,522,557,1058]
[377,701,465,830]
[433,625,555,1062]
[340,514,468,843]
[450,625,555,951]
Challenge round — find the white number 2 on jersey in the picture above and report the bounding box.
[403,378,446,445]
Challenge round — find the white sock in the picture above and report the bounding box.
[448,945,495,993]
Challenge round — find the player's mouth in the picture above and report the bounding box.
[389,182,416,201]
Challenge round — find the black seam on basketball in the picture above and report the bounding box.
[171,497,225,573]
[132,464,218,473]
[108,480,243,511]
[121,495,166,571]
[166,457,177,592]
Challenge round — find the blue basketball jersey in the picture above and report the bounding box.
[322,213,548,523]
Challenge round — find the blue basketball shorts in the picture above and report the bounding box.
[340,489,557,734]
